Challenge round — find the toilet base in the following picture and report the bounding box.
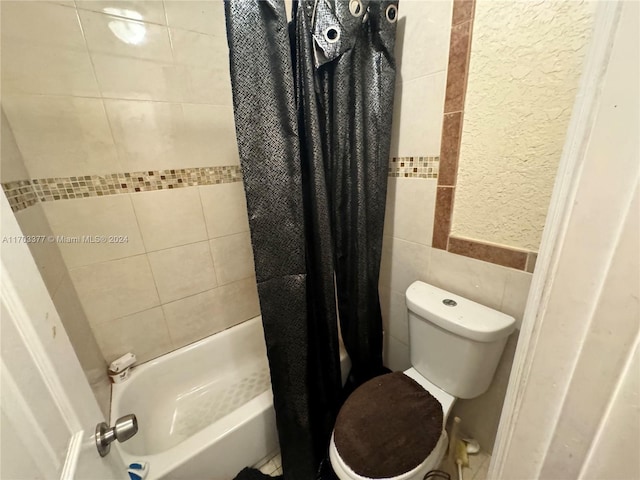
[329,429,448,480]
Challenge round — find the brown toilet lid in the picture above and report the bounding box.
[334,372,443,478]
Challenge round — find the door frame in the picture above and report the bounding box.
[490,0,637,477]
[1,191,125,479]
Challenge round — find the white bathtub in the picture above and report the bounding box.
[111,316,350,480]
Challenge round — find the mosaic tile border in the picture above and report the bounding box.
[4,156,438,213]
[389,156,439,178]
[2,180,38,212]
[2,166,243,213]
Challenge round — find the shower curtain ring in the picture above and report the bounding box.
[349,0,364,17]
[323,26,340,43]
[385,4,398,23]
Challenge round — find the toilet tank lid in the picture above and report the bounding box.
[406,281,516,342]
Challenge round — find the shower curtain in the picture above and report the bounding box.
[225,1,398,477]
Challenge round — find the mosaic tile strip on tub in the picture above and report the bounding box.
[2,165,243,212]
[389,156,439,178]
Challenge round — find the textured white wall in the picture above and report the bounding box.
[451,0,595,250]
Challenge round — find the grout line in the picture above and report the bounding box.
[117,197,177,350]
[72,0,128,178]
[86,274,255,330]
[396,68,449,86]
[2,92,233,109]
[197,188,223,288]
[60,1,227,38]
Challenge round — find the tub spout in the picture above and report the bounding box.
[95,414,138,457]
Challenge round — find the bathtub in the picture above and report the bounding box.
[111,316,351,480]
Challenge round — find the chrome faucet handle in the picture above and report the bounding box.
[95,414,138,457]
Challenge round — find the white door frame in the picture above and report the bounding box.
[1,191,125,479]
[491,0,638,477]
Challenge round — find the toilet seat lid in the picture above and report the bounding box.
[333,372,443,479]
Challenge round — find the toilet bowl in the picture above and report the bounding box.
[330,430,448,480]
[329,281,516,479]
[329,367,455,480]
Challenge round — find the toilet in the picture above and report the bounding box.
[329,281,516,480]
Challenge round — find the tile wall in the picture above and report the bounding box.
[0,1,259,376]
[381,0,534,452]
[1,108,111,416]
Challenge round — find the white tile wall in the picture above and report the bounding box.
[36,182,260,364]
[104,100,186,168]
[379,235,432,295]
[147,241,218,303]
[200,183,250,238]
[2,94,121,178]
[390,72,447,157]
[163,277,260,348]
[384,334,411,372]
[384,177,437,245]
[0,2,86,49]
[181,104,239,166]
[163,0,226,36]
[4,136,263,365]
[93,55,183,102]
[169,28,228,67]
[71,254,160,324]
[427,247,511,311]
[1,44,99,97]
[501,270,533,329]
[2,101,111,416]
[52,274,108,378]
[42,195,145,269]
[131,188,208,252]
[395,0,453,82]
[1,0,237,179]
[0,109,29,183]
[209,232,255,286]
[75,1,168,24]
[13,204,68,294]
[389,0,451,158]
[178,63,234,105]
[0,2,254,380]
[93,307,173,363]
[81,9,171,59]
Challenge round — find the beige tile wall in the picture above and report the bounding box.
[1,108,111,416]
[382,0,452,369]
[0,0,237,179]
[0,0,259,367]
[41,182,260,364]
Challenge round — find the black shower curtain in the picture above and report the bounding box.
[225,1,397,477]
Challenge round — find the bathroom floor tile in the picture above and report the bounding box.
[468,452,491,480]
[256,450,281,476]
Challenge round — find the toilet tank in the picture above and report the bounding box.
[406,281,516,399]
